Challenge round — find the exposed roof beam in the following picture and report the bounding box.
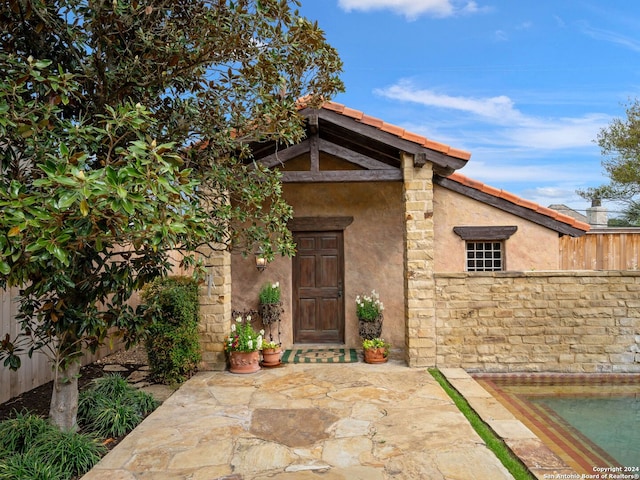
[282,169,402,183]
[318,139,393,170]
[258,140,310,167]
[302,108,468,172]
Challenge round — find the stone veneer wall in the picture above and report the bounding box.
[198,249,232,370]
[402,154,437,367]
[435,271,640,373]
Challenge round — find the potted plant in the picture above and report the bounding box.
[356,290,384,339]
[260,341,283,367]
[362,337,391,364]
[224,313,264,374]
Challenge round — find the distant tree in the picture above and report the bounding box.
[578,99,640,210]
[0,0,343,431]
[608,217,634,227]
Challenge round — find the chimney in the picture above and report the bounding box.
[587,198,608,227]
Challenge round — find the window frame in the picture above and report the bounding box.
[453,226,517,273]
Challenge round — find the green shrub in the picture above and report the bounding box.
[29,428,106,479]
[0,451,69,480]
[0,410,105,480]
[0,410,53,454]
[78,373,159,437]
[141,276,201,384]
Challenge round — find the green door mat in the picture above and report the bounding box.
[281,348,359,364]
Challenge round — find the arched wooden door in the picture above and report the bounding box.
[292,230,345,343]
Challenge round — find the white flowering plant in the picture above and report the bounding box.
[259,281,281,304]
[225,314,264,352]
[355,290,384,322]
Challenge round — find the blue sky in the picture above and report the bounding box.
[297,0,640,217]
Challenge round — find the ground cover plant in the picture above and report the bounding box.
[0,352,159,479]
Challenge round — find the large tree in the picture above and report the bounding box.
[578,99,640,211]
[0,0,343,431]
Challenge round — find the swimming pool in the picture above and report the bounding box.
[472,373,640,476]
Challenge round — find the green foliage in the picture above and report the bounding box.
[259,281,281,304]
[29,428,106,479]
[0,410,104,480]
[355,290,384,321]
[362,338,391,353]
[0,410,52,454]
[78,373,159,438]
[578,99,640,205]
[0,0,343,430]
[225,313,264,352]
[141,277,201,384]
[0,451,69,480]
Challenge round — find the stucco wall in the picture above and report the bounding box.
[433,185,561,272]
[231,179,406,350]
[435,271,640,373]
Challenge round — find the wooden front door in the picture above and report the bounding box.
[293,231,345,343]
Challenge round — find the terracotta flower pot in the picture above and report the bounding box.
[363,347,389,364]
[229,350,261,374]
[261,348,283,367]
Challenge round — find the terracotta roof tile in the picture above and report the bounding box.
[446,173,590,232]
[448,147,472,161]
[321,101,344,113]
[403,131,429,146]
[340,106,363,120]
[359,114,384,129]
[379,123,406,137]
[535,205,560,219]
[424,139,450,154]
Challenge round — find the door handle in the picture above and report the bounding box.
[338,281,343,298]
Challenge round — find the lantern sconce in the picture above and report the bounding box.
[255,248,267,272]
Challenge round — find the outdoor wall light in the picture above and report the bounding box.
[255,248,267,272]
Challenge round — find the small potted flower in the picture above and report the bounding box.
[362,337,391,364]
[260,341,283,367]
[356,290,384,339]
[259,281,283,325]
[225,313,264,374]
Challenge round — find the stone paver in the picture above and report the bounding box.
[82,361,514,479]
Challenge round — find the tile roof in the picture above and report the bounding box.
[305,99,589,233]
[316,101,472,162]
[447,172,591,232]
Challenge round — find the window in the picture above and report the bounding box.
[466,241,503,271]
[453,226,517,272]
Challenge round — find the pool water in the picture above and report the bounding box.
[473,374,640,475]
[530,396,639,467]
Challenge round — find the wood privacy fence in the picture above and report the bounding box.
[559,229,640,270]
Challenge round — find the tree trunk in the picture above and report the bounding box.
[49,360,81,432]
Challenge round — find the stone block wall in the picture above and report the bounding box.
[402,154,437,367]
[435,271,640,373]
[198,250,232,370]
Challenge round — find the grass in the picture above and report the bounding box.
[428,368,536,480]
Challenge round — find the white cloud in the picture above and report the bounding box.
[375,80,610,151]
[579,22,640,52]
[337,0,483,19]
[376,80,524,123]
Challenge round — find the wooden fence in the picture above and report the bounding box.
[559,229,640,270]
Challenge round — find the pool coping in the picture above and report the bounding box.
[440,368,579,480]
